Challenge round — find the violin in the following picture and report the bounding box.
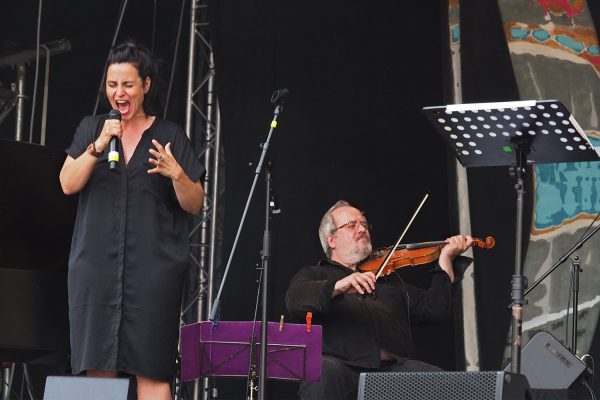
[357,236,495,277]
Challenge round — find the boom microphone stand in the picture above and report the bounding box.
[258,165,279,400]
[244,164,279,400]
[208,89,288,399]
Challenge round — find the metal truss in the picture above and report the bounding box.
[185,0,220,323]
[183,0,222,399]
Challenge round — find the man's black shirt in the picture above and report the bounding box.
[285,258,470,369]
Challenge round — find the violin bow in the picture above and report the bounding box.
[374,193,429,279]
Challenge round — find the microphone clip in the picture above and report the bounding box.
[270,88,289,106]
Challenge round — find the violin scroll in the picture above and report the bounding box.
[473,236,495,250]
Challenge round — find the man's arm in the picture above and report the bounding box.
[285,266,337,319]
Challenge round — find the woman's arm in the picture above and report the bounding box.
[172,172,205,214]
[59,146,98,195]
[60,118,121,195]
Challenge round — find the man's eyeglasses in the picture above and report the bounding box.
[331,220,371,234]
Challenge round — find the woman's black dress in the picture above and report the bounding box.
[66,115,205,381]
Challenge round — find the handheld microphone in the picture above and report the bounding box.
[108,109,121,170]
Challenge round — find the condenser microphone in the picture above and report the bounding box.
[108,109,121,170]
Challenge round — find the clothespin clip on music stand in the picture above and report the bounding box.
[422,99,600,374]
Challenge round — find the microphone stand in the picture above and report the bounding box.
[258,165,278,400]
[208,89,288,399]
[245,263,263,400]
[509,141,529,374]
[245,163,280,400]
[524,220,600,354]
[209,89,287,321]
[570,254,581,353]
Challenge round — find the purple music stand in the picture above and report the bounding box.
[180,321,322,383]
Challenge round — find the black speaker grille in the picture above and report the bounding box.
[359,371,504,400]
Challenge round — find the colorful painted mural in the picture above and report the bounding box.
[536,0,585,19]
[497,0,600,361]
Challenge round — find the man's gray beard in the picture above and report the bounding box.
[338,241,373,266]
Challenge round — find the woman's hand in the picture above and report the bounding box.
[95,119,122,153]
[148,139,184,181]
[148,139,204,214]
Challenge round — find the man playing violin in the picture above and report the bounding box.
[285,200,473,400]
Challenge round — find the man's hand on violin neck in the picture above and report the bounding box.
[438,234,473,283]
[442,234,473,258]
[332,272,376,298]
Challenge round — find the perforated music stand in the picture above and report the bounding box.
[422,99,600,373]
[180,321,322,383]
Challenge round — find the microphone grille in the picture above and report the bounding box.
[108,109,122,120]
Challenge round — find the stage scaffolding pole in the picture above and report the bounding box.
[184,0,222,399]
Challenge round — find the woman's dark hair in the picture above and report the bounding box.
[103,39,164,116]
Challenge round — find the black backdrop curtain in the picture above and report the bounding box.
[208,0,460,397]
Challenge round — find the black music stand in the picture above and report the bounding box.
[422,99,600,373]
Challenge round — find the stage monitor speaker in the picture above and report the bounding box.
[504,331,587,389]
[357,371,532,400]
[43,376,130,400]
